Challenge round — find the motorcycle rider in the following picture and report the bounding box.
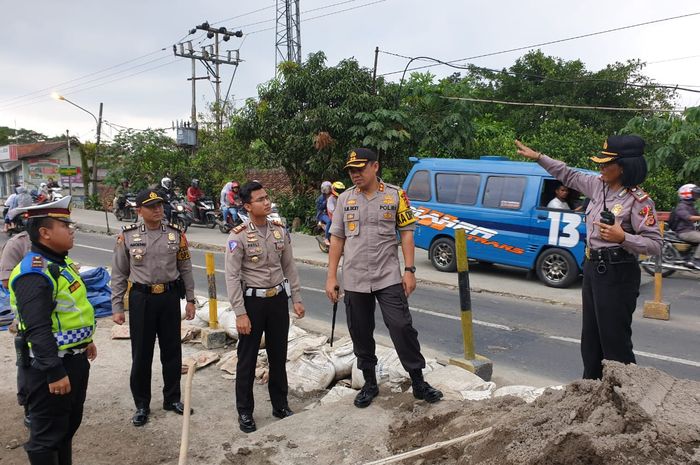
[5,187,32,231]
[157,177,176,222]
[227,182,243,223]
[325,181,346,244]
[674,183,700,269]
[187,179,205,221]
[113,179,130,213]
[316,181,332,246]
[36,183,49,204]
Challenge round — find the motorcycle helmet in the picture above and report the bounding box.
[231,181,240,190]
[161,177,172,189]
[678,183,699,200]
[192,179,199,188]
[40,182,47,189]
[331,181,346,196]
[321,181,332,194]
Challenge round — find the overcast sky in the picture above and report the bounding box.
[1,0,699,143]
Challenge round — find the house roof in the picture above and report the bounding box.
[17,141,66,160]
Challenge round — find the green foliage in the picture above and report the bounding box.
[272,191,317,231]
[0,126,54,145]
[527,119,606,168]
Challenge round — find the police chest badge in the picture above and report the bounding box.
[168,232,176,242]
[348,222,356,231]
[611,204,623,217]
[251,256,260,263]
[383,194,394,205]
[273,230,282,240]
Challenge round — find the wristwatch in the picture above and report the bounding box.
[404,266,416,273]
[186,299,196,304]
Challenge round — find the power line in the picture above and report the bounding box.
[379,11,700,77]
[441,96,686,113]
[380,50,700,94]
[0,48,169,106]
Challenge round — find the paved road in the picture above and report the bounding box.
[4,230,699,385]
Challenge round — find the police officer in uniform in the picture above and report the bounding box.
[111,189,196,426]
[9,196,97,465]
[516,136,662,379]
[326,148,442,408]
[225,181,304,433]
[1,229,32,426]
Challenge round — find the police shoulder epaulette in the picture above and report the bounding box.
[383,182,402,191]
[121,223,139,232]
[166,222,181,231]
[271,220,285,228]
[629,187,649,202]
[232,223,247,234]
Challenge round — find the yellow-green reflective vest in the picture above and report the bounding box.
[10,252,95,350]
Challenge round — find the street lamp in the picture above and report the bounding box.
[52,93,103,197]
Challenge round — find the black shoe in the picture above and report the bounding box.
[272,407,294,419]
[163,401,193,415]
[27,450,59,465]
[23,414,31,428]
[354,382,379,408]
[132,408,150,427]
[238,414,256,433]
[413,381,443,403]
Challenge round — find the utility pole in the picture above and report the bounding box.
[275,0,302,71]
[91,102,103,197]
[174,22,243,132]
[372,46,379,94]
[65,130,73,198]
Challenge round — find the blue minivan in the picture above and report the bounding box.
[402,156,596,288]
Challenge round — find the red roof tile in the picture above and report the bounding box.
[17,142,66,159]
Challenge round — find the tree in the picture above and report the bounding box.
[234,52,382,194]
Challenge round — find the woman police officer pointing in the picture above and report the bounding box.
[515,136,662,379]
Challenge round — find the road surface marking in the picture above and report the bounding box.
[301,286,513,331]
[75,244,112,253]
[548,335,700,368]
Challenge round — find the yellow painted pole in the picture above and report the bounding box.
[654,222,664,302]
[205,252,218,329]
[455,229,475,360]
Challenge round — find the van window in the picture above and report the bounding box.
[436,173,480,205]
[483,176,526,210]
[406,170,431,201]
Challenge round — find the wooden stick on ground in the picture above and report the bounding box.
[178,360,197,465]
[363,426,493,465]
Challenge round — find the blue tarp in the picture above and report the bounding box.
[0,286,12,330]
[79,267,113,318]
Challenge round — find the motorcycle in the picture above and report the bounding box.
[49,187,64,202]
[113,193,138,222]
[7,213,27,236]
[314,220,330,253]
[217,205,243,234]
[169,197,191,232]
[185,197,217,229]
[640,224,699,277]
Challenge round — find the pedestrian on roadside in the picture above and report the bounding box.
[224,181,305,433]
[325,148,443,408]
[1,229,32,427]
[111,189,196,427]
[515,136,662,379]
[9,196,97,465]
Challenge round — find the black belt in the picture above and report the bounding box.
[586,247,635,264]
[131,280,178,294]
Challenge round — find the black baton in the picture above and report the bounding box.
[330,285,340,347]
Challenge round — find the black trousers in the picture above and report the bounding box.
[22,352,90,462]
[344,283,426,372]
[581,260,640,379]
[128,288,182,409]
[236,292,289,415]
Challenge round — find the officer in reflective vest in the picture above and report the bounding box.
[9,196,97,465]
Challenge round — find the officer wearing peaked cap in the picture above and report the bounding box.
[111,189,196,427]
[326,149,443,409]
[516,135,662,380]
[8,196,97,464]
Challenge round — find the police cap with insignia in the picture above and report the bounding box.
[135,189,164,207]
[590,135,645,164]
[344,148,378,170]
[19,196,75,223]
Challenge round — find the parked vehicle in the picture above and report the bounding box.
[113,193,138,222]
[639,223,699,277]
[402,156,596,288]
[186,196,217,229]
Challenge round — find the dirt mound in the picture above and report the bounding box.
[389,361,700,465]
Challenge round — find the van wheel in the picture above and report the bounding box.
[536,249,578,288]
[430,238,457,272]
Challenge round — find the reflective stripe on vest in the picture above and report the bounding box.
[9,252,95,350]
